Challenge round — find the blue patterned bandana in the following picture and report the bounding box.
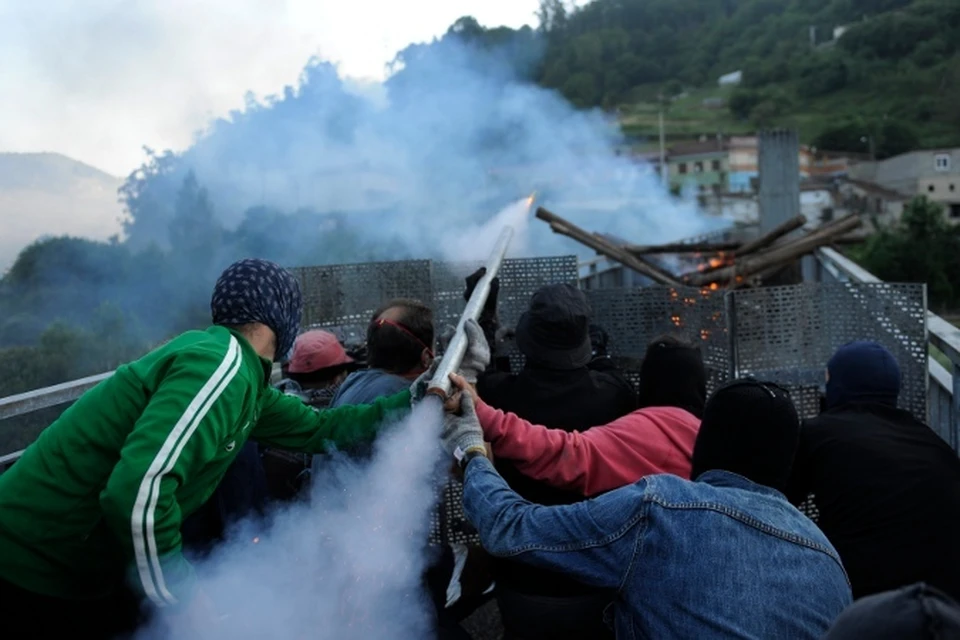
[211,258,303,362]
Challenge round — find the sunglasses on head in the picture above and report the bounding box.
[374,318,434,358]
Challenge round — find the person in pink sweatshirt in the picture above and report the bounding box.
[451,335,706,497]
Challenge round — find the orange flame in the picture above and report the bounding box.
[526,192,536,208]
[710,283,719,291]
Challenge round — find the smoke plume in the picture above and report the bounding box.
[140,397,447,640]
[121,33,720,266]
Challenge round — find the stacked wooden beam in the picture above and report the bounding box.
[536,207,864,289]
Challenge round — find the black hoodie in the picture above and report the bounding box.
[824,583,960,639]
[786,343,960,602]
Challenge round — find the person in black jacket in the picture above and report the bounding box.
[786,341,960,602]
[472,281,637,640]
[824,583,960,639]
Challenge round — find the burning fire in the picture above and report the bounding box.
[526,192,536,208]
[694,251,734,273]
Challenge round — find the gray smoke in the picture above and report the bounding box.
[140,397,447,640]
[121,36,722,266]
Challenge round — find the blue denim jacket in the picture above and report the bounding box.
[463,458,852,639]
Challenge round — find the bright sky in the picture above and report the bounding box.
[0,0,542,176]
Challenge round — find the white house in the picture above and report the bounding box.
[718,71,743,87]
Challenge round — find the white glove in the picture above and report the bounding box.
[460,319,491,384]
[441,394,485,458]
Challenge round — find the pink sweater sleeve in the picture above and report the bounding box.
[475,401,663,497]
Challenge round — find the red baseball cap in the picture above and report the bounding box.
[287,330,354,374]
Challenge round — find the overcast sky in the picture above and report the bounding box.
[0,0,543,176]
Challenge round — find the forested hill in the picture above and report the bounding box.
[451,0,960,156]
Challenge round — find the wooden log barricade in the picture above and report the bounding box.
[535,206,864,290]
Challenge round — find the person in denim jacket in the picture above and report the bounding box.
[443,376,853,639]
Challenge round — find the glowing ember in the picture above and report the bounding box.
[709,283,719,291]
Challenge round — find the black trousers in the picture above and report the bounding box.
[496,586,615,640]
[0,575,145,639]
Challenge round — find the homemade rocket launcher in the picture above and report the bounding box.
[426,226,514,399]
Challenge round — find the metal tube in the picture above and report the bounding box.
[427,226,515,399]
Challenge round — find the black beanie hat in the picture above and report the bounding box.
[691,378,800,492]
[638,336,707,418]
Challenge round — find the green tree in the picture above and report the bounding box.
[851,197,960,309]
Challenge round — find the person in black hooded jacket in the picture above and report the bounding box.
[824,582,960,639]
[786,341,960,602]
[471,281,637,640]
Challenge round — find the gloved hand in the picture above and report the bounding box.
[411,361,439,405]
[460,319,491,384]
[437,324,457,354]
[441,393,486,459]
[464,268,500,320]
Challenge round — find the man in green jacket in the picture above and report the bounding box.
[0,258,413,637]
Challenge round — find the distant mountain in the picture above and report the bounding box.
[0,152,124,271]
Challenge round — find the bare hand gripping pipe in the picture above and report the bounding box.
[426,226,514,399]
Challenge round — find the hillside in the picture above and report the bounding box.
[0,153,125,271]
[528,0,960,155]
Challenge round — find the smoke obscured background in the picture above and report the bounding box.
[1,12,719,638]
[0,19,717,407]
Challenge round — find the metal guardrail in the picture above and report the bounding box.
[816,247,960,449]
[0,372,112,421]
[1,365,285,472]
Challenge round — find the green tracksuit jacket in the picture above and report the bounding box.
[0,326,410,609]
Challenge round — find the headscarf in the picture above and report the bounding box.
[211,258,303,361]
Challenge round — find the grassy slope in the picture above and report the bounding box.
[619,83,959,148]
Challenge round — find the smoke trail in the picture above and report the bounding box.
[140,397,447,640]
[441,195,533,263]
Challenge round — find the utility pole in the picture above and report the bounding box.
[658,93,668,188]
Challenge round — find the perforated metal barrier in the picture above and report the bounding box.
[287,260,929,540]
[1,259,929,542]
[727,283,928,423]
[585,286,730,394]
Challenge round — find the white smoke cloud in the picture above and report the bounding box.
[139,397,447,640]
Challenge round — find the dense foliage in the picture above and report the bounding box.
[849,197,960,311]
[531,0,960,153]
